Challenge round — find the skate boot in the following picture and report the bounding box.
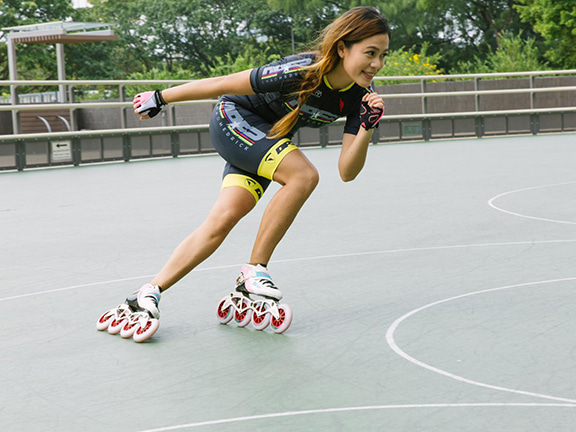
[96,283,161,343]
[216,264,293,333]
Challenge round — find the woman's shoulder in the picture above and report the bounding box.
[258,52,317,71]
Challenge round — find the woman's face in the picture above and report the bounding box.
[337,33,390,88]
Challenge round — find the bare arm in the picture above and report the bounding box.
[338,92,384,182]
[338,129,373,182]
[161,69,255,103]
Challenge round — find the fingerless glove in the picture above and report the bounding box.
[360,100,384,130]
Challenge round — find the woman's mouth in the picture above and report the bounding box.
[362,71,375,80]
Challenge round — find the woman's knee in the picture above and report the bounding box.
[274,151,320,192]
[299,164,320,193]
[205,206,244,239]
[206,188,255,237]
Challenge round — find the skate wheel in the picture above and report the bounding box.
[96,309,115,331]
[120,317,139,339]
[234,297,252,328]
[270,304,293,334]
[108,317,126,335]
[216,297,234,325]
[133,318,160,343]
[251,303,270,331]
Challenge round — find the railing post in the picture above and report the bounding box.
[120,85,127,129]
[371,125,380,144]
[529,75,539,135]
[422,119,431,141]
[72,137,81,166]
[530,114,539,135]
[319,126,329,147]
[475,116,485,138]
[421,79,428,114]
[68,85,77,131]
[123,134,131,162]
[474,77,481,112]
[529,74,536,109]
[15,141,25,171]
[171,132,179,158]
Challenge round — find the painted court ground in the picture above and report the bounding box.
[2,133,576,431]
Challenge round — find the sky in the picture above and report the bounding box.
[72,0,91,8]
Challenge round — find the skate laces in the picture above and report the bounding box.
[252,267,278,290]
[257,276,277,290]
[236,264,283,301]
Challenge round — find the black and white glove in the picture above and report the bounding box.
[134,90,167,119]
[360,100,384,130]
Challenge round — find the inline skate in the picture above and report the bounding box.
[216,264,293,334]
[96,283,161,343]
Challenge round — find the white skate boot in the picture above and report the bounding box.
[216,264,293,333]
[97,283,161,343]
[236,264,283,300]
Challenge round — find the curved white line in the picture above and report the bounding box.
[133,403,576,432]
[3,239,576,303]
[488,181,576,225]
[386,277,576,404]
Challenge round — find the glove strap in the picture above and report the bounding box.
[154,90,167,107]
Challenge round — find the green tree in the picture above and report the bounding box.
[81,0,301,78]
[266,0,538,72]
[452,32,548,74]
[515,0,576,68]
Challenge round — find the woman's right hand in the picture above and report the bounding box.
[133,90,167,120]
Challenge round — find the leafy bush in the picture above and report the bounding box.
[376,43,444,84]
[451,33,549,75]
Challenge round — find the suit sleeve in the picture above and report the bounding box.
[343,112,362,135]
[250,54,314,94]
[343,86,375,135]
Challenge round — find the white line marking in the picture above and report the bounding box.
[488,181,576,225]
[3,239,576,303]
[385,277,576,404]
[0,274,156,302]
[133,403,576,432]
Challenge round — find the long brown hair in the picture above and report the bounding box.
[268,7,391,139]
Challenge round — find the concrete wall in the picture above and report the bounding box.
[76,102,215,131]
[0,112,13,134]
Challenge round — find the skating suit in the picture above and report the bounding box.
[209,53,372,201]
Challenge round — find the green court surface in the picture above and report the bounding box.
[1,133,576,431]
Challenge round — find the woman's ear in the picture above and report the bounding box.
[337,40,346,58]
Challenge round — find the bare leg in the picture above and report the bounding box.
[151,186,256,291]
[249,150,319,265]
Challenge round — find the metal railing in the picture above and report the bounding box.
[1,69,575,171]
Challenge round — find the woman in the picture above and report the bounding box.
[97,6,390,341]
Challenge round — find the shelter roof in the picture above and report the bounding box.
[2,21,116,44]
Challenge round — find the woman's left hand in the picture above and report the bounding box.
[360,92,385,130]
